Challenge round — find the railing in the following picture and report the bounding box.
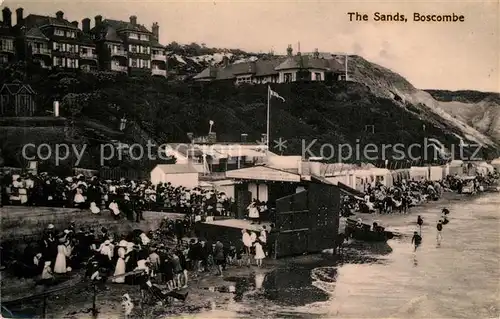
[151,68,167,76]
[111,65,127,72]
[151,53,166,61]
[80,52,98,59]
[32,47,50,55]
[111,49,127,56]
[0,46,15,53]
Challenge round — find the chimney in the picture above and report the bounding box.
[286,44,292,57]
[152,22,159,39]
[2,7,12,27]
[82,18,91,33]
[15,8,23,26]
[241,133,248,143]
[94,15,102,26]
[71,21,78,28]
[207,132,217,144]
[313,48,319,59]
[130,15,137,25]
[55,11,64,20]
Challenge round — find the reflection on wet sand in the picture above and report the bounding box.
[182,194,500,319]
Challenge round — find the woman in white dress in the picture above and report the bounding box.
[90,202,100,214]
[113,245,127,283]
[254,240,265,267]
[74,187,85,207]
[54,238,69,274]
[109,200,120,219]
[247,201,260,224]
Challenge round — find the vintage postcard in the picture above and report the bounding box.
[0,0,498,318]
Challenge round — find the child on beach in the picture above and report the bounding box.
[411,231,422,252]
[436,220,443,244]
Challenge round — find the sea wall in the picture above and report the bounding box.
[0,206,182,252]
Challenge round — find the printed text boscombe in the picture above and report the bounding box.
[413,13,464,22]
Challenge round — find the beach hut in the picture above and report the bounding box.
[410,166,429,181]
[369,168,393,187]
[429,165,444,181]
[391,168,410,183]
[492,158,500,172]
[150,164,199,188]
[352,169,374,192]
[448,160,465,176]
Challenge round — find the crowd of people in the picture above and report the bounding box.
[3,213,273,306]
[341,171,499,216]
[0,171,234,221]
[341,178,443,216]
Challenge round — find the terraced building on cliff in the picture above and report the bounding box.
[0,7,167,77]
[193,45,346,85]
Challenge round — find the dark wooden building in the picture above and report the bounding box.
[0,83,36,116]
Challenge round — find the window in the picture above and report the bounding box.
[284,73,292,83]
[68,59,78,68]
[131,59,137,67]
[67,44,76,53]
[315,72,322,81]
[131,45,137,53]
[129,33,138,39]
[140,34,149,41]
[68,31,76,38]
[1,39,14,51]
[53,56,64,67]
[0,55,8,63]
[54,29,65,36]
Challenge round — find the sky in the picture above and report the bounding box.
[2,0,499,92]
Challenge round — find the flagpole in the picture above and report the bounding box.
[267,85,270,151]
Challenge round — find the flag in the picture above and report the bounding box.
[269,87,285,102]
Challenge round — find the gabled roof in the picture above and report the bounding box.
[24,14,78,30]
[154,164,199,174]
[194,55,344,81]
[104,19,151,34]
[0,26,16,37]
[77,32,95,46]
[91,23,124,43]
[193,67,217,79]
[0,84,36,95]
[275,55,342,71]
[25,27,49,40]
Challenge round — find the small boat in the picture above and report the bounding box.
[345,219,394,242]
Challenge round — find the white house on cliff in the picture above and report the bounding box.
[193,45,346,85]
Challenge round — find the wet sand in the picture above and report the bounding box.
[3,192,499,318]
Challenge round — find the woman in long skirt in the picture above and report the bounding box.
[53,238,69,273]
[113,246,127,283]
